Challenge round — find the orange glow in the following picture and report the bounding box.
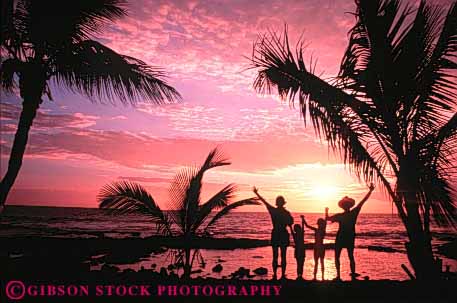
[309,184,340,206]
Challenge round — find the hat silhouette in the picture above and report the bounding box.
[338,196,355,210]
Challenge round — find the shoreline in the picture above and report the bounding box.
[1,235,453,255]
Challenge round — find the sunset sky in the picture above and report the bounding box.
[1,0,453,213]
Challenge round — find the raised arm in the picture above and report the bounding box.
[253,186,274,210]
[303,217,317,231]
[325,207,338,222]
[354,183,375,212]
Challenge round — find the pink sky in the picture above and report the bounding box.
[1,0,453,213]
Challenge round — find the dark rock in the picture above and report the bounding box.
[231,267,250,279]
[104,251,149,264]
[252,255,264,259]
[152,246,168,254]
[212,264,223,273]
[159,267,168,277]
[101,264,119,273]
[89,255,106,266]
[437,240,457,260]
[253,267,268,275]
[367,245,401,253]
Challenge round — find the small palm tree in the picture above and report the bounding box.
[0,0,181,211]
[98,148,259,278]
[250,0,456,279]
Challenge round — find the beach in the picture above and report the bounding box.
[1,208,456,302]
[1,206,456,281]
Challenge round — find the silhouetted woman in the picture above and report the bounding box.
[253,186,293,279]
[326,183,374,280]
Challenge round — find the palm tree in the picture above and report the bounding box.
[250,0,456,280]
[98,148,260,278]
[0,0,181,211]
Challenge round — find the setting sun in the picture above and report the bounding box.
[309,184,340,204]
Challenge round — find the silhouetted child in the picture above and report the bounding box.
[290,216,305,280]
[303,211,327,280]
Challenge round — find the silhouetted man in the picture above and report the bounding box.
[326,183,375,280]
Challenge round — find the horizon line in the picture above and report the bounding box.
[5,204,399,215]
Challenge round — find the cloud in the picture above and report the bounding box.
[101,0,356,95]
[0,102,99,133]
[14,127,334,172]
[137,101,316,142]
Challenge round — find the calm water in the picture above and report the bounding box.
[1,206,455,280]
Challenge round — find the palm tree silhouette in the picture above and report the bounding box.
[250,0,456,280]
[98,148,259,278]
[0,0,181,211]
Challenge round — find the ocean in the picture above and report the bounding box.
[1,206,455,280]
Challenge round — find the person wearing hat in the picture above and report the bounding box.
[253,186,294,280]
[326,183,375,280]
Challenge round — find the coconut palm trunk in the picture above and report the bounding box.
[0,63,46,208]
[0,100,38,207]
[402,184,437,279]
[183,246,192,279]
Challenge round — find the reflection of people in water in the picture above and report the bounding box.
[303,212,327,280]
[326,183,375,280]
[253,186,293,280]
[290,216,305,280]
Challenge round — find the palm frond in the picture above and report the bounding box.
[191,183,236,233]
[98,181,172,236]
[419,113,457,226]
[168,167,199,235]
[410,2,457,139]
[250,27,375,127]
[0,58,21,92]
[419,168,456,227]
[338,0,422,157]
[339,0,409,104]
[168,147,230,236]
[204,198,260,232]
[200,147,231,171]
[434,113,457,158]
[52,40,180,105]
[14,0,127,46]
[1,0,14,46]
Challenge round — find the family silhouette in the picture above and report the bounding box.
[253,183,375,280]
